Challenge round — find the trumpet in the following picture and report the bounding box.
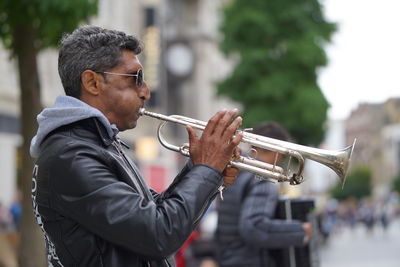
[139,108,356,186]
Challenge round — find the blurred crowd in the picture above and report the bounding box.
[316,192,400,245]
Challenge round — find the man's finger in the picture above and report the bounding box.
[186,126,198,146]
[202,109,227,137]
[222,116,242,144]
[214,109,239,137]
[230,131,243,147]
[224,118,243,148]
[223,176,237,187]
[223,167,239,177]
[232,147,241,160]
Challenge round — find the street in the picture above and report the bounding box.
[320,218,400,267]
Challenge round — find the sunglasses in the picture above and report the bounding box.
[96,69,144,88]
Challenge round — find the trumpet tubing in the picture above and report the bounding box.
[139,108,356,186]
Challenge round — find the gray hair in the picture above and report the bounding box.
[58,25,143,98]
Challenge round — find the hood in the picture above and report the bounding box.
[30,95,118,158]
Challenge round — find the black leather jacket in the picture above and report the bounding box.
[32,118,223,267]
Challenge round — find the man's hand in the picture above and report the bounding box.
[222,146,241,187]
[222,166,239,187]
[186,109,243,173]
[302,222,313,245]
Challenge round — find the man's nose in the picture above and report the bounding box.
[139,81,151,100]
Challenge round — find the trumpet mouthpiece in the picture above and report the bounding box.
[139,108,146,116]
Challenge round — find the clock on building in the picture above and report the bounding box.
[165,42,194,78]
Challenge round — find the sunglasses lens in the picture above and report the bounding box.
[136,69,143,87]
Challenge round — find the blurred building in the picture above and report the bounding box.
[345,98,400,198]
[0,0,237,203]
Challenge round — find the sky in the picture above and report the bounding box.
[318,0,400,120]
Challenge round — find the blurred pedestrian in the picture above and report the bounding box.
[9,191,22,231]
[0,202,17,267]
[344,198,358,229]
[321,198,339,237]
[0,202,12,232]
[376,197,391,231]
[359,198,375,233]
[216,122,312,267]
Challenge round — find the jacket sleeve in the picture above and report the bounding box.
[49,142,223,259]
[238,179,305,248]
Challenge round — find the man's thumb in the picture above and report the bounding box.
[186,126,197,144]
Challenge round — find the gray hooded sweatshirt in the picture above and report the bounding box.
[30,95,118,158]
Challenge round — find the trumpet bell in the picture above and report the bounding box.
[326,139,356,187]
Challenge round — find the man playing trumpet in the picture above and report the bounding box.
[30,25,242,267]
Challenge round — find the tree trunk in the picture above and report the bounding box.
[13,24,46,267]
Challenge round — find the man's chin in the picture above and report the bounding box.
[117,120,137,132]
[128,120,138,130]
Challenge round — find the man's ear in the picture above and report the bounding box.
[81,70,102,96]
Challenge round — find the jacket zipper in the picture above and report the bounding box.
[112,139,136,175]
[112,139,150,199]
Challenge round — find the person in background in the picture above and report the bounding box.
[0,201,17,267]
[10,190,22,231]
[30,25,243,267]
[216,122,312,267]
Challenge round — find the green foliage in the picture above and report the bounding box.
[330,167,372,201]
[0,0,98,53]
[392,173,400,194]
[218,0,336,145]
